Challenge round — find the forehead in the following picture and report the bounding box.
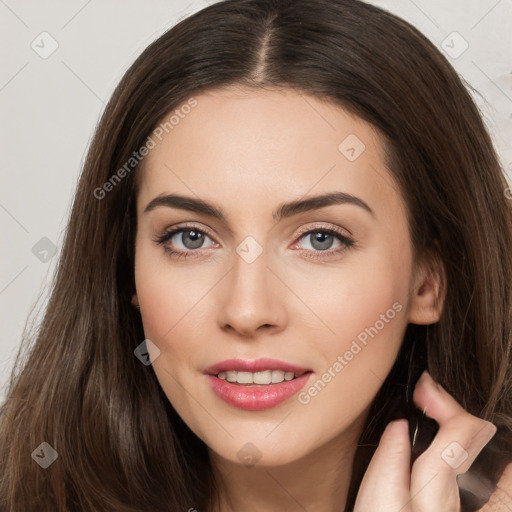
[137,86,405,223]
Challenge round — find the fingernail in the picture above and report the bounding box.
[419,370,443,393]
[420,369,432,382]
[417,370,432,387]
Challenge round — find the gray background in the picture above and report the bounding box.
[1,0,511,402]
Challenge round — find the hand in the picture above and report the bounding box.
[353,370,512,511]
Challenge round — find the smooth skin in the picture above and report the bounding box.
[131,86,511,511]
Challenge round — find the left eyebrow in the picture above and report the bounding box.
[143,191,375,221]
[273,191,375,221]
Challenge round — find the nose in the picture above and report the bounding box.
[217,247,286,338]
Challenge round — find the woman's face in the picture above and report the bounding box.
[132,86,434,467]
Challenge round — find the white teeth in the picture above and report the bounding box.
[216,370,303,384]
[254,370,272,384]
[271,370,285,383]
[237,371,253,384]
[225,371,237,382]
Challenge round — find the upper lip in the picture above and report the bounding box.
[203,358,312,376]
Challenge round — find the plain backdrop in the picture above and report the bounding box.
[1,0,511,402]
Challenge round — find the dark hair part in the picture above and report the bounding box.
[1,0,511,510]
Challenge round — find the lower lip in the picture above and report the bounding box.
[205,373,313,411]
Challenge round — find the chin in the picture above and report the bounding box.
[209,438,314,468]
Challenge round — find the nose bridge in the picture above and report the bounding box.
[232,241,269,297]
[218,235,283,334]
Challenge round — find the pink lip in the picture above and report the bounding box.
[204,358,314,411]
[206,374,312,411]
[203,358,312,376]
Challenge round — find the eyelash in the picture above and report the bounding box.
[153,223,355,261]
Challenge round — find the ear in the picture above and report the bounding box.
[408,249,446,325]
[131,292,140,309]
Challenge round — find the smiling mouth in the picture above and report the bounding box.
[215,369,312,386]
[206,370,314,411]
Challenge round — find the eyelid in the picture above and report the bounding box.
[153,222,218,250]
[293,222,352,239]
[154,221,216,241]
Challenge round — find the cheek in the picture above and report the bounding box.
[286,241,411,356]
[290,242,410,392]
[134,239,211,342]
[293,243,412,428]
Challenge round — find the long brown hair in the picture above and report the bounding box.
[1,0,511,510]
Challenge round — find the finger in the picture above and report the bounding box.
[409,371,497,512]
[354,419,412,512]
